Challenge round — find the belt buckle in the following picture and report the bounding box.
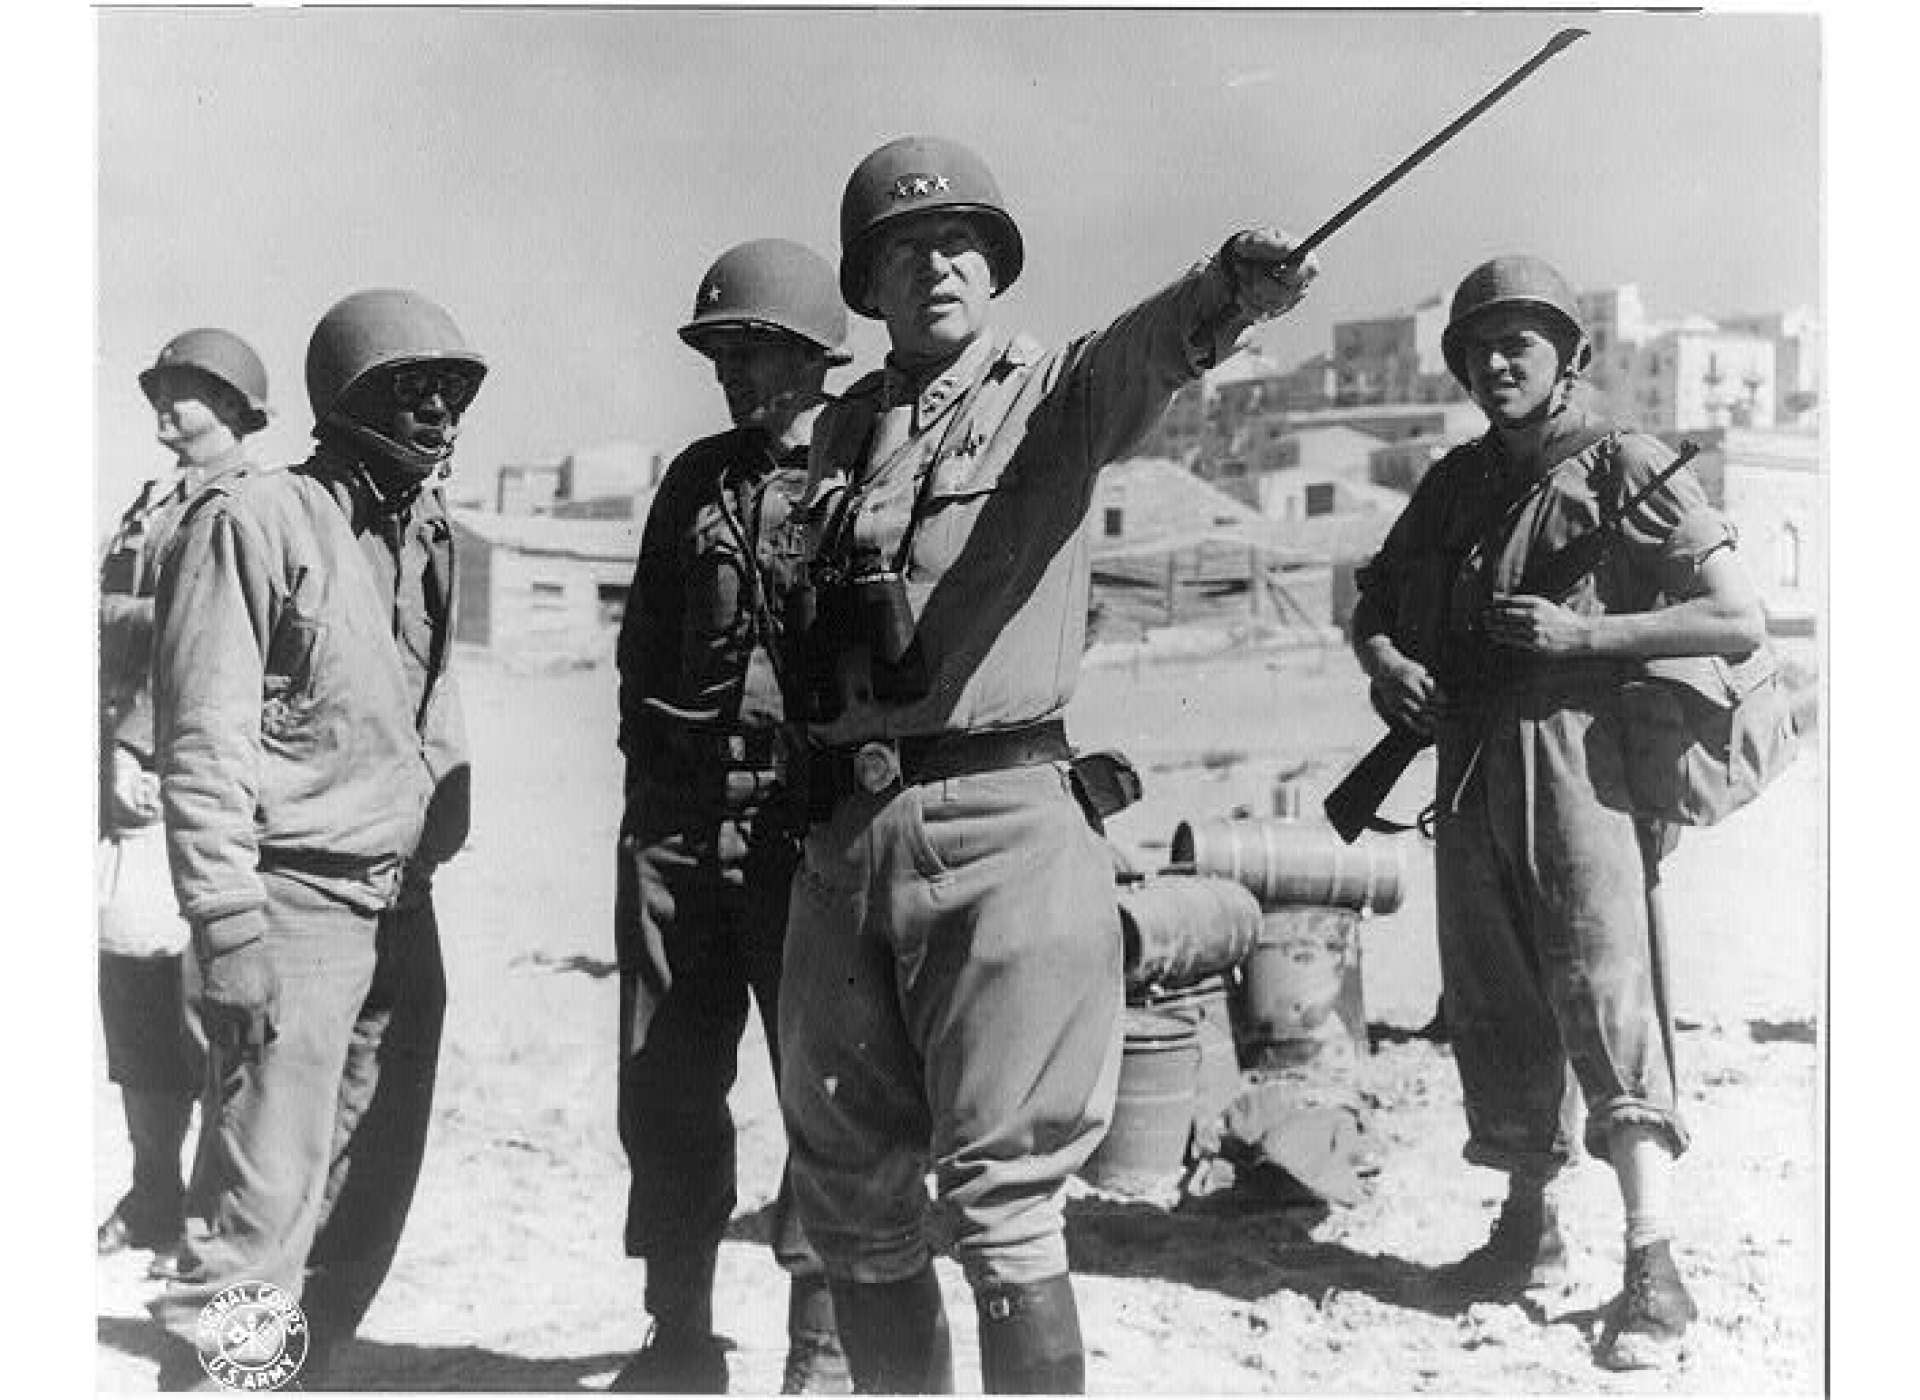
[852,741,901,794]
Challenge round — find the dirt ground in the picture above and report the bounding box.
[94,639,1826,1394]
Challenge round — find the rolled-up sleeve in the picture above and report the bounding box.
[1614,434,1737,597]
[153,502,276,946]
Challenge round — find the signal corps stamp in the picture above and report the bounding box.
[194,1280,309,1391]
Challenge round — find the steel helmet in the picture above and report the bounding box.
[1441,255,1588,384]
[838,135,1024,318]
[304,289,488,425]
[679,239,851,364]
[138,328,272,435]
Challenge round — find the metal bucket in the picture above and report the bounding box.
[1081,1008,1200,1196]
[1234,906,1367,1072]
[1118,875,1262,991]
[1137,975,1241,1147]
[1170,817,1406,913]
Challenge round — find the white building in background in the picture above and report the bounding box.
[1627,324,1778,432]
[1720,307,1822,425]
[450,506,651,661]
[1576,283,1822,434]
[1678,427,1822,644]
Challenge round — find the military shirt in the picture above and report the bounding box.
[800,256,1255,744]
[1357,403,1737,790]
[617,427,811,772]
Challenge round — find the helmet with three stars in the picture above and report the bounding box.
[678,239,851,364]
[1441,254,1588,385]
[838,134,1024,319]
[139,328,273,435]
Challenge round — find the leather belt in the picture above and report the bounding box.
[812,719,1072,811]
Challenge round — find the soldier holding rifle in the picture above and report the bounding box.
[1348,255,1766,1370]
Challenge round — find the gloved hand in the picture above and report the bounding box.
[1221,226,1321,318]
[197,933,280,1059]
[105,746,162,830]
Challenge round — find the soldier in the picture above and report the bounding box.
[612,239,850,1395]
[1349,255,1767,1370]
[776,135,1317,1393]
[148,290,482,1385]
[97,329,271,1268]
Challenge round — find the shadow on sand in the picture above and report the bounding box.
[1064,1193,1588,1324]
[98,1316,629,1393]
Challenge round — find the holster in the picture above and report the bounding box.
[1066,749,1142,833]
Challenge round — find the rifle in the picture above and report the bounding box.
[1322,440,1701,845]
[1323,724,1432,844]
[1516,440,1700,599]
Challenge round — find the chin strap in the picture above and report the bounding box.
[322,409,452,479]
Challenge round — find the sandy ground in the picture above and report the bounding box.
[95,639,1825,1394]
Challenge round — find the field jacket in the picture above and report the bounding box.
[154,452,467,951]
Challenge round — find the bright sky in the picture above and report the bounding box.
[94,7,1820,528]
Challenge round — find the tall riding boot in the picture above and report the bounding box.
[974,1275,1086,1394]
[827,1266,954,1394]
[782,1271,852,1394]
[610,1245,728,1394]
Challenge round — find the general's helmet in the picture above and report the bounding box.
[138,328,272,435]
[304,289,487,424]
[1441,255,1588,384]
[838,135,1024,318]
[679,239,851,364]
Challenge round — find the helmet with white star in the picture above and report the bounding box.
[678,239,851,363]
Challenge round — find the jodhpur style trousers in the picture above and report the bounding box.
[780,762,1123,1289]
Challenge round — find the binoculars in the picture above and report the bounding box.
[785,564,930,721]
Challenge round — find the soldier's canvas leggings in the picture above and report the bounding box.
[779,761,1123,1291]
[1433,697,1689,1176]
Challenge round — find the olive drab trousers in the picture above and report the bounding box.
[149,874,446,1349]
[1433,693,1688,1177]
[614,777,821,1279]
[150,874,380,1343]
[779,763,1123,1289]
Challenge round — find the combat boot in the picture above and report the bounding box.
[974,1275,1086,1394]
[1436,1189,1569,1301]
[827,1266,954,1394]
[610,1246,728,1394]
[781,1272,851,1394]
[1595,1239,1697,1371]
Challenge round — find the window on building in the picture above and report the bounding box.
[597,582,628,626]
[530,579,567,610]
[1103,506,1124,538]
[1304,482,1336,517]
[1776,522,1803,588]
